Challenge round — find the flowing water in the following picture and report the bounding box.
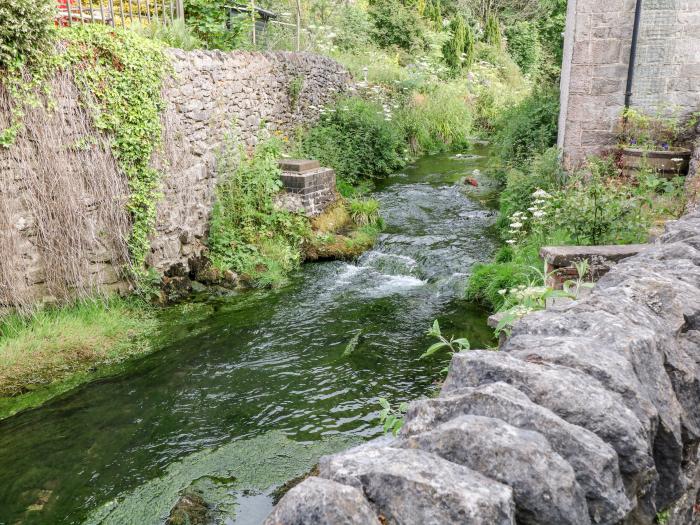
[0,149,500,525]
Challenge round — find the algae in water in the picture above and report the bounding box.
[86,431,359,524]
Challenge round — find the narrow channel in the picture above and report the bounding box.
[0,149,499,524]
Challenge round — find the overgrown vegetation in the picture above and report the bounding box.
[467,149,687,311]
[0,0,55,69]
[302,97,407,185]
[63,25,170,279]
[0,298,156,398]
[208,138,311,287]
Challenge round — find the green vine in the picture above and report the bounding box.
[61,25,170,278]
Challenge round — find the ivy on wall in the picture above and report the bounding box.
[62,26,170,278]
[1,24,170,282]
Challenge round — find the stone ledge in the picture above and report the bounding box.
[266,210,700,525]
[540,244,649,267]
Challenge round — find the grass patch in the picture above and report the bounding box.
[0,298,156,409]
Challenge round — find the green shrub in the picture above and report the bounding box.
[184,0,250,50]
[497,147,563,229]
[470,44,528,131]
[134,19,204,50]
[551,158,650,245]
[334,5,374,51]
[505,21,541,75]
[466,261,534,310]
[442,15,474,73]
[484,13,502,48]
[368,0,427,52]
[397,83,473,154]
[0,0,55,69]
[493,87,559,167]
[302,97,406,184]
[208,139,310,287]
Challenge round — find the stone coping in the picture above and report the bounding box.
[265,210,700,525]
[540,244,648,267]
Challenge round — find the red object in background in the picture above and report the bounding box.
[56,0,70,26]
[465,177,479,187]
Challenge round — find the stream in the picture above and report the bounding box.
[0,148,499,525]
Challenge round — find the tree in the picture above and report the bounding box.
[484,13,501,48]
[442,15,474,72]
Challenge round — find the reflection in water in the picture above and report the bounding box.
[0,150,499,524]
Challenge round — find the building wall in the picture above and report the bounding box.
[559,0,700,170]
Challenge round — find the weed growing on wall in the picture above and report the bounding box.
[62,25,170,278]
[208,138,311,287]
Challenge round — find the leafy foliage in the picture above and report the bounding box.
[397,83,474,154]
[368,0,427,52]
[133,19,205,51]
[184,0,250,50]
[420,319,470,358]
[505,21,541,75]
[442,14,474,73]
[378,397,408,436]
[492,87,559,167]
[208,138,311,287]
[0,0,55,70]
[62,25,170,279]
[484,13,502,48]
[302,97,406,184]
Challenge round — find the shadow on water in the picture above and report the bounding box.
[0,147,500,524]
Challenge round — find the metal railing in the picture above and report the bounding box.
[56,0,184,28]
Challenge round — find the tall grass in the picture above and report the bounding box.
[0,298,156,397]
[397,82,473,154]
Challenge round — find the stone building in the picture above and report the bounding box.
[558,0,700,169]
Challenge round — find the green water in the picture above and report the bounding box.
[0,149,500,524]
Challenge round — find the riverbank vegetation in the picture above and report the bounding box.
[0,298,156,419]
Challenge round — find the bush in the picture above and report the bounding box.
[470,44,528,131]
[484,13,502,48]
[184,0,249,50]
[369,0,427,52]
[134,19,204,50]
[397,83,473,154]
[505,21,541,75]
[492,87,559,167]
[496,147,562,227]
[302,97,406,184]
[348,198,382,226]
[0,0,55,69]
[442,15,474,73]
[551,158,650,245]
[208,139,310,286]
[334,6,374,52]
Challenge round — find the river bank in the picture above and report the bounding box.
[0,150,500,524]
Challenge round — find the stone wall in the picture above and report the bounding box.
[558,0,700,170]
[0,50,349,305]
[151,50,349,273]
[266,209,700,524]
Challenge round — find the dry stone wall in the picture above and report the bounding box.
[266,209,700,525]
[152,50,349,273]
[0,50,349,305]
[558,0,700,169]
